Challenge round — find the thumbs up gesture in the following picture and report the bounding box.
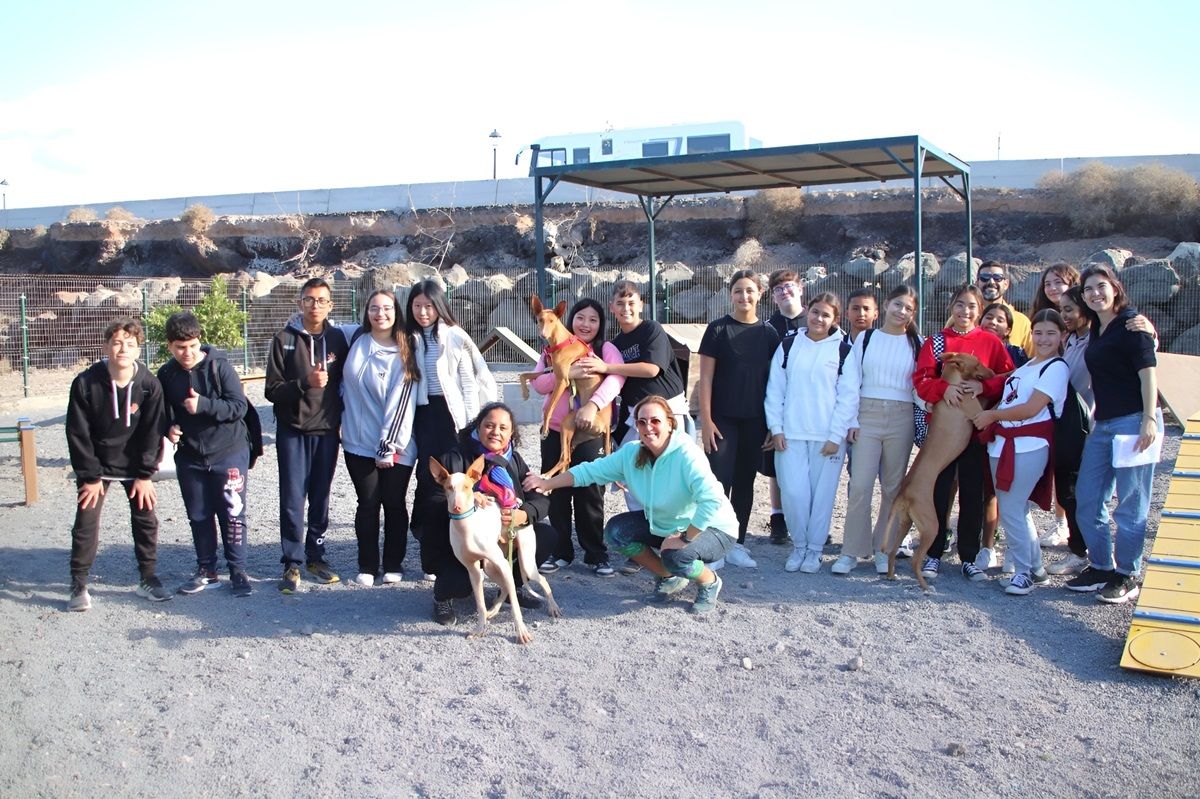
[310,361,330,389]
[183,386,201,414]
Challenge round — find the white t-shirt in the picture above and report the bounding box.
[986,357,1069,457]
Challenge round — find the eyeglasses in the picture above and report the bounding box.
[368,305,395,314]
[771,282,800,296]
[977,273,1005,283]
[300,297,333,308]
[635,417,667,428]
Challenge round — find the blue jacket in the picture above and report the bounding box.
[569,430,737,538]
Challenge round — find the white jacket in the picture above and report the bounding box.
[764,330,859,445]
[413,321,498,431]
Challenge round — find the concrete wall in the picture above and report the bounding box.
[5,153,1199,230]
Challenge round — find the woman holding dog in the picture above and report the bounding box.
[1066,264,1161,604]
[427,403,556,625]
[524,395,736,614]
[405,280,498,618]
[764,292,859,575]
[340,289,420,587]
[696,269,779,570]
[914,284,1014,583]
[529,298,625,577]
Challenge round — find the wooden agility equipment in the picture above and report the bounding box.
[0,417,38,506]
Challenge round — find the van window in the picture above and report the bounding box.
[601,139,613,156]
[642,141,669,157]
[573,147,590,164]
[686,134,732,154]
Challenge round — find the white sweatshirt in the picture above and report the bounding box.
[764,330,859,445]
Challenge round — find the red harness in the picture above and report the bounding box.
[543,335,585,357]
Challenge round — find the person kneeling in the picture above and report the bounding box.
[525,395,735,614]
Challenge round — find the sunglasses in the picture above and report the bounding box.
[977,274,1005,283]
[635,417,667,428]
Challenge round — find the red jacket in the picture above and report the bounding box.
[913,326,1014,406]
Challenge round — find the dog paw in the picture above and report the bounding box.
[547,605,564,619]
[515,626,533,645]
[467,624,490,640]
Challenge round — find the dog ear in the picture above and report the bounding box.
[974,365,996,379]
[466,454,488,481]
[530,295,544,316]
[554,300,567,319]
[429,457,449,483]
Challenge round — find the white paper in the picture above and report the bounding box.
[1112,433,1163,468]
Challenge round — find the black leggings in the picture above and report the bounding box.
[410,396,460,576]
[540,431,608,565]
[343,452,414,575]
[1054,419,1089,558]
[930,438,987,563]
[705,415,767,542]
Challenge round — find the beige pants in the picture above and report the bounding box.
[842,398,914,558]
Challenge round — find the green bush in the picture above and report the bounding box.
[143,275,247,362]
[1039,161,1200,236]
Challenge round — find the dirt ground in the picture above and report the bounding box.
[0,376,1197,798]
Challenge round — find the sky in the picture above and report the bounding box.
[1,0,1197,209]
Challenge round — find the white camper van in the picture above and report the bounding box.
[528,121,762,169]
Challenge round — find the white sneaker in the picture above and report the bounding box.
[726,544,758,569]
[354,573,375,587]
[785,548,805,573]
[381,572,403,584]
[1046,553,1088,576]
[1001,556,1016,575]
[874,552,890,574]
[831,555,857,575]
[975,547,998,571]
[423,573,437,582]
[800,551,822,574]
[1039,518,1069,547]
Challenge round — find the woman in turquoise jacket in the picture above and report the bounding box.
[524,395,736,614]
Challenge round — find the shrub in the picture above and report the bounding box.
[0,229,9,251]
[181,203,216,236]
[65,206,98,223]
[105,206,139,222]
[745,187,805,243]
[143,275,247,362]
[1039,161,1200,236]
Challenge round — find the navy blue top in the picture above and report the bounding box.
[1084,307,1157,421]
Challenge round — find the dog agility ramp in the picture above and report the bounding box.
[1121,418,1200,678]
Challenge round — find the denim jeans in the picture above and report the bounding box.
[604,510,734,580]
[1074,410,1160,576]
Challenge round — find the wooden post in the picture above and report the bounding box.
[18,418,37,506]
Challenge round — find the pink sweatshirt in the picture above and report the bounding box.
[530,340,625,432]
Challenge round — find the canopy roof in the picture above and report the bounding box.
[529,134,969,196]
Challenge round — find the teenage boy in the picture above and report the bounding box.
[265,277,350,594]
[843,288,879,344]
[762,269,804,545]
[158,311,254,598]
[65,318,171,611]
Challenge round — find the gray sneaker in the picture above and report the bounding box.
[651,575,689,602]
[67,581,91,612]
[691,575,723,614]
[135,575,173,603]
[178,569,220,595]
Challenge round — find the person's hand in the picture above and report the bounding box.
[701,418,723,454]
[473,491,494,509]
[846,428,859,445]
[128,478,157,511]
[77,481,105,510]
[772,433,787,452]
[761,432,775,452]
[523,473,550,494]
[660,534,687,552]
[375,458,394,469]
[567,361,588,380]
[972,409,996,430]
[1127,314,1157,338]
[960,379,982,397]
[182,387,200,414]
[575,402,597,430]
[309,362,329,389]
[819,440,839,456]
[500,507,527,529]
[575,354,607,377]
[943,384,964,408]
[1136,415,1158,453]
[167,424,182,444]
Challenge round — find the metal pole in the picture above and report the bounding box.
[534,176,547,302]
[914,150,925,335]
[964,171,974,284]
[19,293,30,398]
[350,286,358,323]
[241,288,250,371]
[645,196,658,322]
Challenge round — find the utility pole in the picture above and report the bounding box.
[489,129,501,205]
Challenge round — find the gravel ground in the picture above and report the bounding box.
[1,375,1198,799]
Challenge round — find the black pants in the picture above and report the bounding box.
[276,426,340,568]
[422,506,556,601]
[1054,420,1089,559]
[410,396,460,576]
[930,438,987,563]
[539,430,607,565]
[344,452,414,575]
[70,479,159,582]
[705,415,767,542]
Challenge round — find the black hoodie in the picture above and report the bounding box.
[66,360,165,483]
[157,345,249,462]
[265,314,349,434]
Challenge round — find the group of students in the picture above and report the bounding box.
[64,260,1162,617]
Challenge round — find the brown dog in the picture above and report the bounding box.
[885,352,996,591]
[518,295,611,477]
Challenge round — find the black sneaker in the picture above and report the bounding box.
[591,560,615,576]
[135,575,173,603]
[433,598,457,626]
[229,570,253,598]
[618,558,643,575]
[537,557,560,575]
[1066,566,1114,593]
[505,585,545,610]
[1029,568,1050,586]
[278,567,301,594]
[305,561,341,584]
[1097,574,1140,605]
[178,569,220,595]
[769,512,790,545]
[961,562,987,582]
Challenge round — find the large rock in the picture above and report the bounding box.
[1168,242,1200,279]
[140,277,183,305]
[895,251,941,283]
[1006,273,1040,312]
[247,271,280,299]
[442,264,470,289]
[843,256,888,280]
[667,285,713,321]
[1082,248,1133,271]
[937,252,983,288]
[732,239,764,268]
[657,261,694,290]
[1122,260,1180,307]
[1170,323,1200,356]
[453,274,513,310]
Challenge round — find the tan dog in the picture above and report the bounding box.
[430,454,562,644]
[885,352,996,592]
[518,295,612,477]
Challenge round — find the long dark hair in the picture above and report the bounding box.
[1031,262,1080,315]
[981,301,1014,340]
[404,280,459,340]
[362,289,418,381]
[458,402,522,452]
[1078,263,1131,319]
[1031,308,1067,355]
[567,298,608,351]
[1060,285,1088,333]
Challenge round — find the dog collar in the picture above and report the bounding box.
[449,506,476,521]
[543,335,583,355]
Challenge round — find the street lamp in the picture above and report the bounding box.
[488,129,501,205]
[1,179,7,217]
